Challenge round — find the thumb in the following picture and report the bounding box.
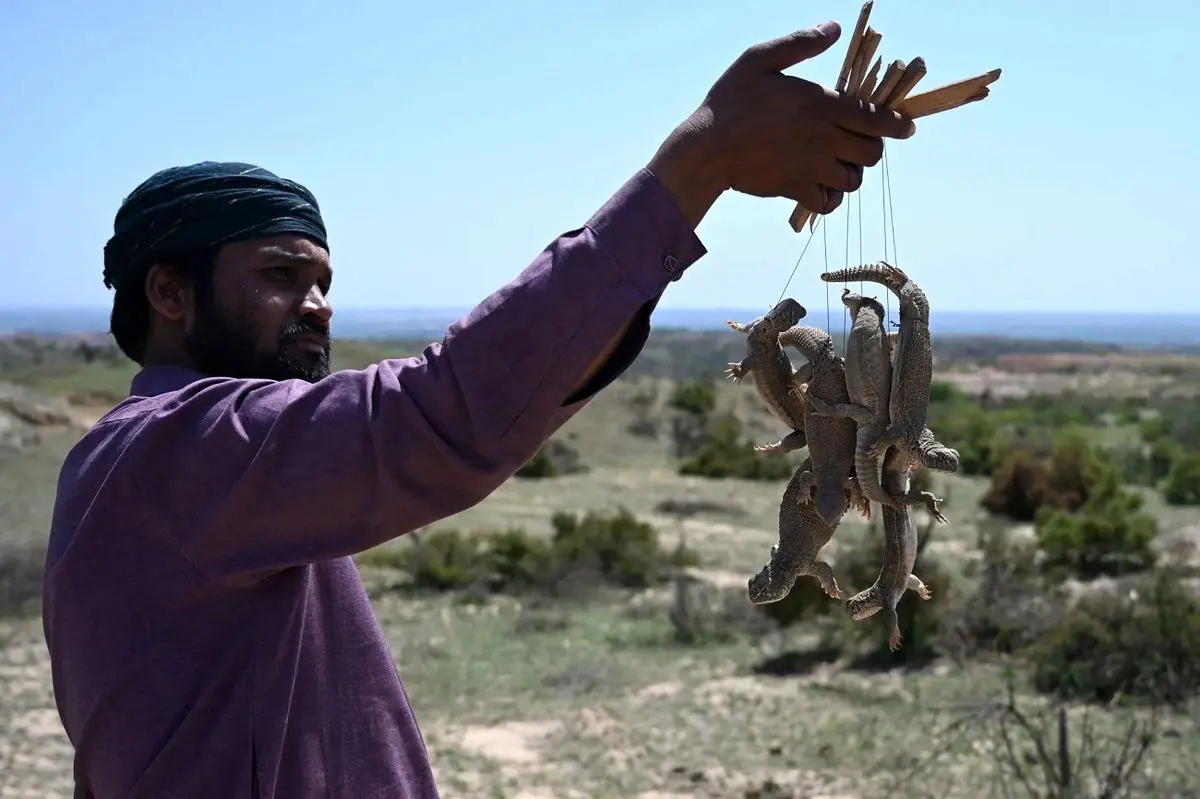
[737,21,841,74]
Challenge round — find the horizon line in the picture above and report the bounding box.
[2,305,1199,317]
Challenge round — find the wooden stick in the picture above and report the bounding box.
[788,205,811,233]
[870,60,906,106]
[848,28,881,95]
[835,2,874,92]
[883,57,928,107]
[858,56,883,99]
[894,69,1001,118]
[905,87,991,119]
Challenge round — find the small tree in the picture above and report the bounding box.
[1035,467,1158,580]
[1162,450,1200,506]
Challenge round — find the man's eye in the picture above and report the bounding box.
[266,266,294,281]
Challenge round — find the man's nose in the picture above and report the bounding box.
[300,285,333,325]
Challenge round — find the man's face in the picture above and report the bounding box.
[183,234,334,383]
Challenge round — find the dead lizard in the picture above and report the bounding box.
[844,445,935,651]
[725,298,810,455]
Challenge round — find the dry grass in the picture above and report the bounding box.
[2,336,1200,798]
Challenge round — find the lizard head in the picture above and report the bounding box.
[763,298,806,331]
[845,589,881,621]
[921,444,962,474]
[840,290,887,325]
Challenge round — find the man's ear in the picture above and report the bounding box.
[144,264,193,322]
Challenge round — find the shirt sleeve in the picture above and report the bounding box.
[121,167,708,586]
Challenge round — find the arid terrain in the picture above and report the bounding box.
[2,326,1200,798]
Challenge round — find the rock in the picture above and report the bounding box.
[0,381,87,450]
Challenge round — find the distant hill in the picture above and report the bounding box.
[3,306,1200,350]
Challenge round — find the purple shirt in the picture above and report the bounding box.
[42,168,707,798]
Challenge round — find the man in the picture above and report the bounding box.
[43,20,915,798]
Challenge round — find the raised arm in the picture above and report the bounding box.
[108,18,917,587]
[114,169,704,585]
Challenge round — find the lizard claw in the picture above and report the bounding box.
[724,363,744,382]
[917,585,933,601]
[753,442,780,454]
[923,494,949,524]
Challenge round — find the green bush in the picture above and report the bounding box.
[550,507,698,588]
[516,446,558,478]
[669,378,716,416]
[980,427,1114,522]
[404,529,490,591]
[939,522,1059,659]
[1035,467,1158,580]
[515,439,588,479]
[1162,449,1200,506]
[669,379,718,459]
[979,449,1052,522]
[1028,571,1200,705]
[677,413,795,480]
[367,509,699,595]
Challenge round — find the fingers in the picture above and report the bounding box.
[829,128,885,168]
[736,21,841,74]
[813,159,864,193]
[830,94,916,140]
[778,181,828,215]
[819,188,844,214]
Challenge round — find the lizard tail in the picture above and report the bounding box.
[777,325,834,363]
[855,447,891,509]
[819,261,909,297]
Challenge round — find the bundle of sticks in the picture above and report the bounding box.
[788,1,1001,232]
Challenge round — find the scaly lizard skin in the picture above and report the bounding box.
[819,262,960,475]
[776,325,857,527]
[844,445,935,652]
[748,457,867,604]
[725,298,811,455]
[797,289,950,523]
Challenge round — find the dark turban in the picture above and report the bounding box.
[102,161,329,290]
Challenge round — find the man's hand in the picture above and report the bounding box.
[648,21,916,228]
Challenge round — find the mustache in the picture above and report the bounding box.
[280,320,331,343]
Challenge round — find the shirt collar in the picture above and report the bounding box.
[129,365,210,397]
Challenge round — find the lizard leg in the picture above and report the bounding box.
[906,573,932,600]
[886,605,903,652]
[843,476,871,520]
[725,319,751,333]
[798,388,870,424]
[899,489,950,524]
[725,354,755,383]
[754,429,807,455]
[805,560,842,599]
[792,470,818,504]
[865,424,903,460]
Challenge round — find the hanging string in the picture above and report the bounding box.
[823,214,831,334]
[856,185,864,331]
[842,190,851,352]
[881,144,896,327]
[774,213,823,308]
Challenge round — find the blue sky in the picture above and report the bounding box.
[1,0,1195,314]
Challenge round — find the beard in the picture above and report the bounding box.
[183,297,331,384]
